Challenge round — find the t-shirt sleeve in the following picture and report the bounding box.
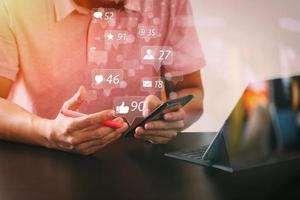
[0,0,19,81]
[163,0,206,77]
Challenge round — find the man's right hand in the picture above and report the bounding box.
[45,86,128,155]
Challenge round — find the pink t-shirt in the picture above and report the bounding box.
[0,0,205,120]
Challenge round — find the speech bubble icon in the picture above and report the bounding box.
[113,96,146,125]
[140,76,164,93]
[105,30,130,49]
[138,24,160,41]
[93,11,103,19]
[141,46,174,71]
[91,69,124,90]
[91,8,116,28]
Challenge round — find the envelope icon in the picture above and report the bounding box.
[143,80,153,88]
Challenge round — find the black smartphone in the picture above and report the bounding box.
[125,95,194,137]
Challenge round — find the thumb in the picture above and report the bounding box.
[121,102,125,106]
[143,95,162,117]
[63,86,87,111]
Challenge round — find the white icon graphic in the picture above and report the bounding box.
[143,80,153,88]
[104,30,130,50]
[138,24,159,40]
[116,102,130,114]
[106,32,114,40]
[93,11,103,19]
[92,8,116,26]
[95,75,104,84]
[143,49,155,60]
[141,46,173,71]
[141,77,164,92]
[89,46,97,52]
[91,69,124,92]
[114,96,146,125]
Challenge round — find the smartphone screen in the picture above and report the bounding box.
[125,95,194,137]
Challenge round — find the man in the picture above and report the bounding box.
[0,0,205,155]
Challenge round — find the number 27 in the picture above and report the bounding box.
[159,50,172,61]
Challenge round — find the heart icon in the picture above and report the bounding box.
[95,75,104,84]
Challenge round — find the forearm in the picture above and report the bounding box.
[172,87,204,129]
[0,98,50,147]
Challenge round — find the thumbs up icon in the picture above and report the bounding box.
[116,101,130,114]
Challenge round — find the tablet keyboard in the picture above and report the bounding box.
[165,145,209,162]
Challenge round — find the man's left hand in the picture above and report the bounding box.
[134,95,186,144]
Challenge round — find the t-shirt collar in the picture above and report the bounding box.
[54,0,142,22]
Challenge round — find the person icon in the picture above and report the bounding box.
[143,49,155,60]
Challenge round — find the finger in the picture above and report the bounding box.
[143,95,162,117]
[72,124,99,134]
[85,145,106,155]
[72,125,114,145]
[100,130,122,143]
[137,135,171,144]
[75,139,106,153]
[63,86,87,111]
[72,118,127,145]
[163,109,186,121]
[137,129,178,139]
[72,117,123,136]
[55,139,75,151]
[49,133,75,151]
[76,125,127,154]
[95,117,127,140]
[101,122,128,142]
[77,143,106,155]
[69,110,116,131]
[135,127,145,137]
[144,120,184,130]
[71,126,112,145]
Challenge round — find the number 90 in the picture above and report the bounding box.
[131,101,144,112]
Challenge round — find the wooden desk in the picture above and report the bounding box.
[0,133,299,200]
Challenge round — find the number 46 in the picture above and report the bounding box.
[106,75,120,85]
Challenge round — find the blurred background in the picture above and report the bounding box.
[186,0,300,132]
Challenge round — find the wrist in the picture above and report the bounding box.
[31,117,54,149]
